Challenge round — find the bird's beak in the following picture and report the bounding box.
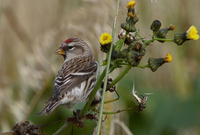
[54,48,65,55]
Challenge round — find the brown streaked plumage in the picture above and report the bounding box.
[36,37,101,115]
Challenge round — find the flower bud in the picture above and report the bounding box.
[121,22,136,32]
[127,51,142,67]
[174,32,187,45]
[111,50,119,60]
[121,1,138,32]
[133,16,139,24]
[150,20,161,32]
[148,58,165,72]
[128,42,146,56]
[101,44,111,53]
[148,53,172,72]
[118,49,128,59]
[128,42,142,51]
[155,28,169,43]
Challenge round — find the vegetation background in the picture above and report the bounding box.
[0,0,200,134]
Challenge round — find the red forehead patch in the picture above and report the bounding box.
[64,38,73,43]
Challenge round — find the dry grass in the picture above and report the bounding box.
[0,0,200,134]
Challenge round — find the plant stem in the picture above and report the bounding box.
[104,97,119,104]
[137,64,149,68]
[108,65,132,89]
[118,62,129,65]
[53,123,73,135]
[135,29,144,42]
[116,59,127,61]
[154,38,174,42]
[96,0,120,134]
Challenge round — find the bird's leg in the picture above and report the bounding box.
[67,109,86,128]
[73,109,80,121]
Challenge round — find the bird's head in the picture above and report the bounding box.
[54,37,93,61]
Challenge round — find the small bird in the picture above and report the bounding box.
[37,37,101,115]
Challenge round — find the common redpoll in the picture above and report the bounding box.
[37,37,101,115]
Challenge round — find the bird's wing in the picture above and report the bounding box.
[53,58,98,97]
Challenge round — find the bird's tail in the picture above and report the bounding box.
[36,96,60,116]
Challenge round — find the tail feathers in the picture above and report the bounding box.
[36,97,60,116]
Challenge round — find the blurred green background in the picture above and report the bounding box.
[0,0,200,134]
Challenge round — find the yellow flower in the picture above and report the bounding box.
[99,33,112,45]
[186,25,199,40]
[127,1,136,9]
[165,53,173,63]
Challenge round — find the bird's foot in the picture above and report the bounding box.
[67,110,98,128]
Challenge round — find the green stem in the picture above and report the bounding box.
[135,29,144,42]
[116,59,127,61]
[104,97,119,104]
[118,62,129,65]
[96,1,120,134]
[115,32,128,53]
[143,39,154,48]
[137,64,149,68]
[154,38,174,42]
[53,123,73,135]
[108,65,132,89]
[152,31,156,38]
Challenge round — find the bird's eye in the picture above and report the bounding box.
[68,46,74,50]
